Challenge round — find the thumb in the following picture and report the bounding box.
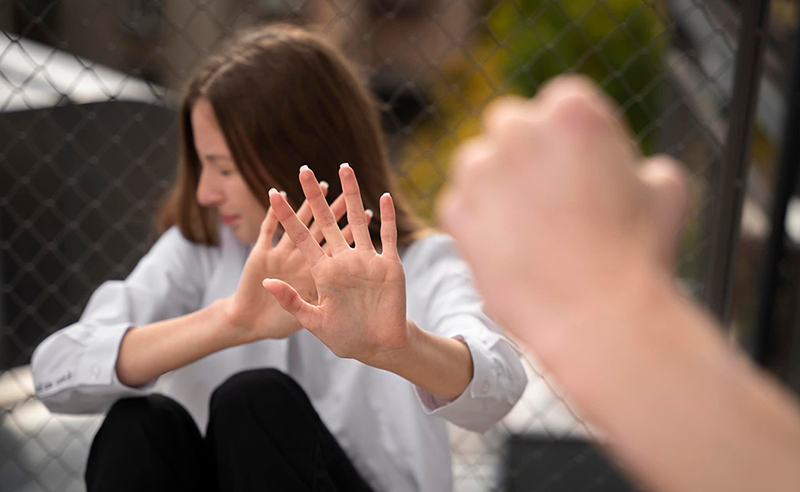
[637,156,690,268]
[262,278,318,327]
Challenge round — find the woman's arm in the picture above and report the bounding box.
[113,204,302,388]
[119,299,475,398]
[114,298,238,387]
[31,227,214,412]
[116,189,365,388]
[359,319,473,401]
[401,234,528,427]
[33,188,360,408]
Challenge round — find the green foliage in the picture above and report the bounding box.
[487,0,666,152]
[397,0,668,220]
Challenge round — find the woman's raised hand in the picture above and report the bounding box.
[225,182,372,343]
[262,164,409,365]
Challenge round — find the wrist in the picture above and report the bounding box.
[527,257,675,375]
[362,319,474,401]
[212,298,251,348]
[360,318,420,372]
[533,260,684,412]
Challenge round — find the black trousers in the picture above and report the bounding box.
[85,368,375,492]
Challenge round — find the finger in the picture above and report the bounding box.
[299,165,348,254]
[436,185,459,237]
[538,75,636,154]
[339,163,373,251]
[379,193,399,260]
[254,206,279,251]
[638,156,690,268]
[449,136,495,186]
[278,181,329,249]
[268,188,326,266]
[537,74,620,121]
[297,181,329,226]
[323,208,372,255]
[343,208,373,248]
[262,278,319,329]
[308,191,347,246]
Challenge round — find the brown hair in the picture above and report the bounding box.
[157,24,426,246]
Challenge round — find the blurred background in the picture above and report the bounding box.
[1,0,799,490]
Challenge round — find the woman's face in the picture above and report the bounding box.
[191,97,267,244]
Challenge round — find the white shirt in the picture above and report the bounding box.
[31,225,527,492]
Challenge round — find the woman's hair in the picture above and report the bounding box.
[157,23,425,246]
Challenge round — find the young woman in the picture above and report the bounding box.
[31,24,527,492]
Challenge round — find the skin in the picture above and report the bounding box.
[263,164,475,400]
[116,98,474,404]
[437,75,800,492]
[193,98,267,245]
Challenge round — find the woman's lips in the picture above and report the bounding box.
[220,214,240,225]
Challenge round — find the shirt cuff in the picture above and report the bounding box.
[413,333,523,432]
[80,322,157,392]
[415,335,491,411]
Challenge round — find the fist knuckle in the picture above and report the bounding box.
[483,96,527,133]
[549,95,611,142]
[489,108,531,139]
[452,140,496,185]
[541,74,598,102]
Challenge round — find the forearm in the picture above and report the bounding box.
[115,299,240,387]
[527,270,800,492]
[367,319,474,401]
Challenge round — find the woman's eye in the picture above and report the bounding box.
[220,170,234,177]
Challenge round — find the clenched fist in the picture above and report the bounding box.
[438,75,688,359]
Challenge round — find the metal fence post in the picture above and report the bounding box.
[703,0,772,327]
[751,7,800,367]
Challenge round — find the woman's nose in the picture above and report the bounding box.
[196,169,224,207]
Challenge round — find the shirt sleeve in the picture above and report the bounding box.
[404,235,527,433]
[30,227,217,414]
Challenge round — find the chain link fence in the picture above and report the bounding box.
[0,0,790,490]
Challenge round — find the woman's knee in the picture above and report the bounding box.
[90,394,199,464]
[102,394,194,435]
[87,395,206,491]
[210,368,310,422]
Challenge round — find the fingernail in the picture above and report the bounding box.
[280,191,287,198]
[340,162,350,169]
[365,209,373,218]
[300,164,310,173]
[262,278,271,287]
[269,188,278,196]
[320,181,329,189]
[382,192,390,198]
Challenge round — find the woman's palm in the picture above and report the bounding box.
[310,250,407,359]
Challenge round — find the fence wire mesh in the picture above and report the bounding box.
[0,0,781,490]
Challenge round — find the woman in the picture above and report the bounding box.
[31,24,527,492]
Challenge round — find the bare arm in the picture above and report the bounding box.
[439,75,800,492]
[115,299,237,387]
[364,319,473,401]
[117,305,473,400]
[535,266,800,492]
